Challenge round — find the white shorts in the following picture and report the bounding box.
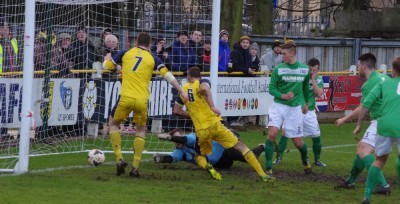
[303,110,320,138]
[374,134,400,156]
[268,102,303,138]
[360,120,377,147]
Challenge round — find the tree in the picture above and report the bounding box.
[252,0,273,35]
[220,0,242,43]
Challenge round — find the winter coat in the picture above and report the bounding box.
[218,40,230,72]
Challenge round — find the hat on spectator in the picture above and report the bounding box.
[76,25,87,33]
[58,33,71,39]
[103,28,112,33]
[249,43,258,51]
[272,40,282,49]
[156,35,166,43]
[239,35,251,42]
[177,30,188,38]
[0,17,8,26]
[219,30,229,38]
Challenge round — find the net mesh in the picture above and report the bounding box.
[0,0,213,172]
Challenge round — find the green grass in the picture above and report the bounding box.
[0,123,399,204]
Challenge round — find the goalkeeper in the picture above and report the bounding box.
[102,32,188,177]
[154,128,265,169]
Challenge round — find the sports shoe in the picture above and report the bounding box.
[205,163,222,181]
[315,160,327,167]
[265,168,273,176]
[334,180,355,189]
[303,162,312,175]
[129,167,140,177]
[260,174,276,183]
[116,159,128,176]
[361,198,370,204]
[273,157,282,165]
[373,185,391,195]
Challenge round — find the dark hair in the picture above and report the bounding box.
[392,57,400,74]
[204,40,211,44]
[308,58,320,67]
[358,53,376,70]
[188,67,201,78]
[136,32,151,47]
[169,128,184,136]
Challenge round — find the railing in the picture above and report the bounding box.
[273,15,329,37]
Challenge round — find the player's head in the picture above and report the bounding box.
[136,32,151,49]
[169,128,185,149]
[358,53,376,78]
[308,58,320,75]
[190,30,202,43]
[281,41,296,64]
[391,56,400,77]
[187,67,201,81]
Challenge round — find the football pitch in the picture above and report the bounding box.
[0,123,398,204]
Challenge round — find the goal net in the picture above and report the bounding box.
[0,0,213,172]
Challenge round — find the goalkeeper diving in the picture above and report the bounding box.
[154,128,265,169]
[102,32,188,177]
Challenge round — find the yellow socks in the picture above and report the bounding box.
[244,149,267,177]
[195,155,208,169]
[133,137,145,169]
[110,131,122,161]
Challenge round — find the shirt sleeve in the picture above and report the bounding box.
[200,78,211,88]
[175,96,184,106]
[112,50,127,64]
[185,133,197,147]
[169,149,184,163]
[362,82,383,109]
[152,53,166,71]
[268,68,282,98]
[317,76,324,89]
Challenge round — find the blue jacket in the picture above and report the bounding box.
[169,41,197,72]
[169,133,224,165]
[218,40,230,71]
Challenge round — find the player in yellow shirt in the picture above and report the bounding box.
[103,32,188,177]
[173,67,275,182]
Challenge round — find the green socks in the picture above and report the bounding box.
[364,166,381,200]
[397,156,400,187]
[298,143,308,165]
[347,155,364,184]
[264,139,274,170]
[312,137,321,162]
[277,135,288,159]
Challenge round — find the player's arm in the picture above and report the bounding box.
[335,105,362,126]
[102,50,126,70]
[268,68,283,98]
[312,76,324,98]
[302,70,311,106]
[200,79,221,116]
[353,83,383,136]
[154,149,184,163]
[158,133,189,144]
[155,56,189,102]
[173,99,190,118]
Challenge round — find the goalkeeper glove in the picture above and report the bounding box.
[158,133,171,141]
[153,153,162,163]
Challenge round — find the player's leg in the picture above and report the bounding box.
[362,135,392,203]
[196,126,222,180]
[129,99,149,177]
[109,96,130,175]
[214,122,273,182]
[276,129,288,164]
[265,103,285,173]
[303,110,325,166]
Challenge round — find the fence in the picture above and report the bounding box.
[273,15,329,37]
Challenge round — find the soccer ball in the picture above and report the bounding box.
[87,149,105,166]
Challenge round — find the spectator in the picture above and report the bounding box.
[52,33,74,78]
[150,35,168,63]
[170,30,197,72]
[229,35,253,76]
[97,34,119,79]
[0,17,18,138]
[249,43,260,73]
[218,30,230,72]
[95,27,114,62]
[189,30,203,66]
[199,40,211,72]
[72,25,96,78]
[58,33,74,64]
[260,40,282,72]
